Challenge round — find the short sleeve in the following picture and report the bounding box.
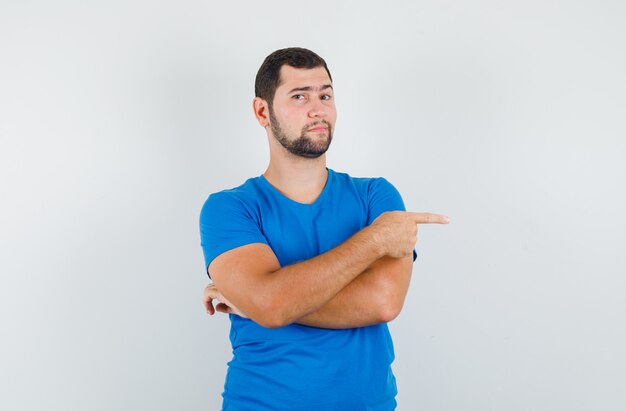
[366,178,418,261]
[366,178,406,224]
[199,192,268,278]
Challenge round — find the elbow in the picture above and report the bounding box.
[257,318,288,329]
[247,295,292,329]
[377,281,405,323]
[378,302,402,323]
[254,312,289,329]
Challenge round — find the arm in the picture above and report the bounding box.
[208,211,447,328]
[209,223,386,329]
[205,254,413,329]
[294,255,413,329]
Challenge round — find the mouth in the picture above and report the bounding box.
[307,124,329,132]
[307,127,328,132]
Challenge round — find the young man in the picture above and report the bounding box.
[200,47,449,410]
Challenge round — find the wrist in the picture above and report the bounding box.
[359,225,386,259]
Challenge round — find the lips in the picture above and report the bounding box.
[305,120,331,134]
[307,125,328,132]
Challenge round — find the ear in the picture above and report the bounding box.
[252,97,270,128]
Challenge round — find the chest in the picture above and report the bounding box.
[257,192,368,266]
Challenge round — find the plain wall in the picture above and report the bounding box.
[1,1,625,410]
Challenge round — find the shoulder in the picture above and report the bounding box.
[329,168,399,197]
[202,177,261,208]
[198,177,269,275]
[329,169,406,224]
[200,177,264,222]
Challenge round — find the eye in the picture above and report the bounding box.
[292,94,305,100]
[321,94,333,101]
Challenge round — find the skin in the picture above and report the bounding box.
[203,65,450,329]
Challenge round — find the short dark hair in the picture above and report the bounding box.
[255,47,332,106]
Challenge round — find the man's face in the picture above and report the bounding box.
[267,65,337,158]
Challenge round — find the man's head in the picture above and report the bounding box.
[253,48,336,159]
[255,47,332,107]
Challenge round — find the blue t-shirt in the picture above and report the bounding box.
[199,168,410,411]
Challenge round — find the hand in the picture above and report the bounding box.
[370,211,450,258]
[203,283,248,318]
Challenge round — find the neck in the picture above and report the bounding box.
[263,153,328,204]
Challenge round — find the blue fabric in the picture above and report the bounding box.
[199,168,412,411]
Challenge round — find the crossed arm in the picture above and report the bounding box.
[207,247,413,329]
[204,211,448,329]
[294,254,413,328]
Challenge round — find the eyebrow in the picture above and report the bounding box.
[287,84,333,94]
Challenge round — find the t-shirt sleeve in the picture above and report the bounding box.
[199,191,269,278]
[366,177,418,261]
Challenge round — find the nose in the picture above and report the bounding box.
[308,100,327,118]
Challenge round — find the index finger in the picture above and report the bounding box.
[405,212,450,224]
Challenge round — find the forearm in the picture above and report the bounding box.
[295,255,413,329]
[247,226,386,327]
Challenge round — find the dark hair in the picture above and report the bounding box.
[255,47,332,106]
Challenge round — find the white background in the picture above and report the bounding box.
[1,1,625,410]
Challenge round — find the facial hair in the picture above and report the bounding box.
[269,106,333,159]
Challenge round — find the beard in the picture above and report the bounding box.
[269,106,333,159]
